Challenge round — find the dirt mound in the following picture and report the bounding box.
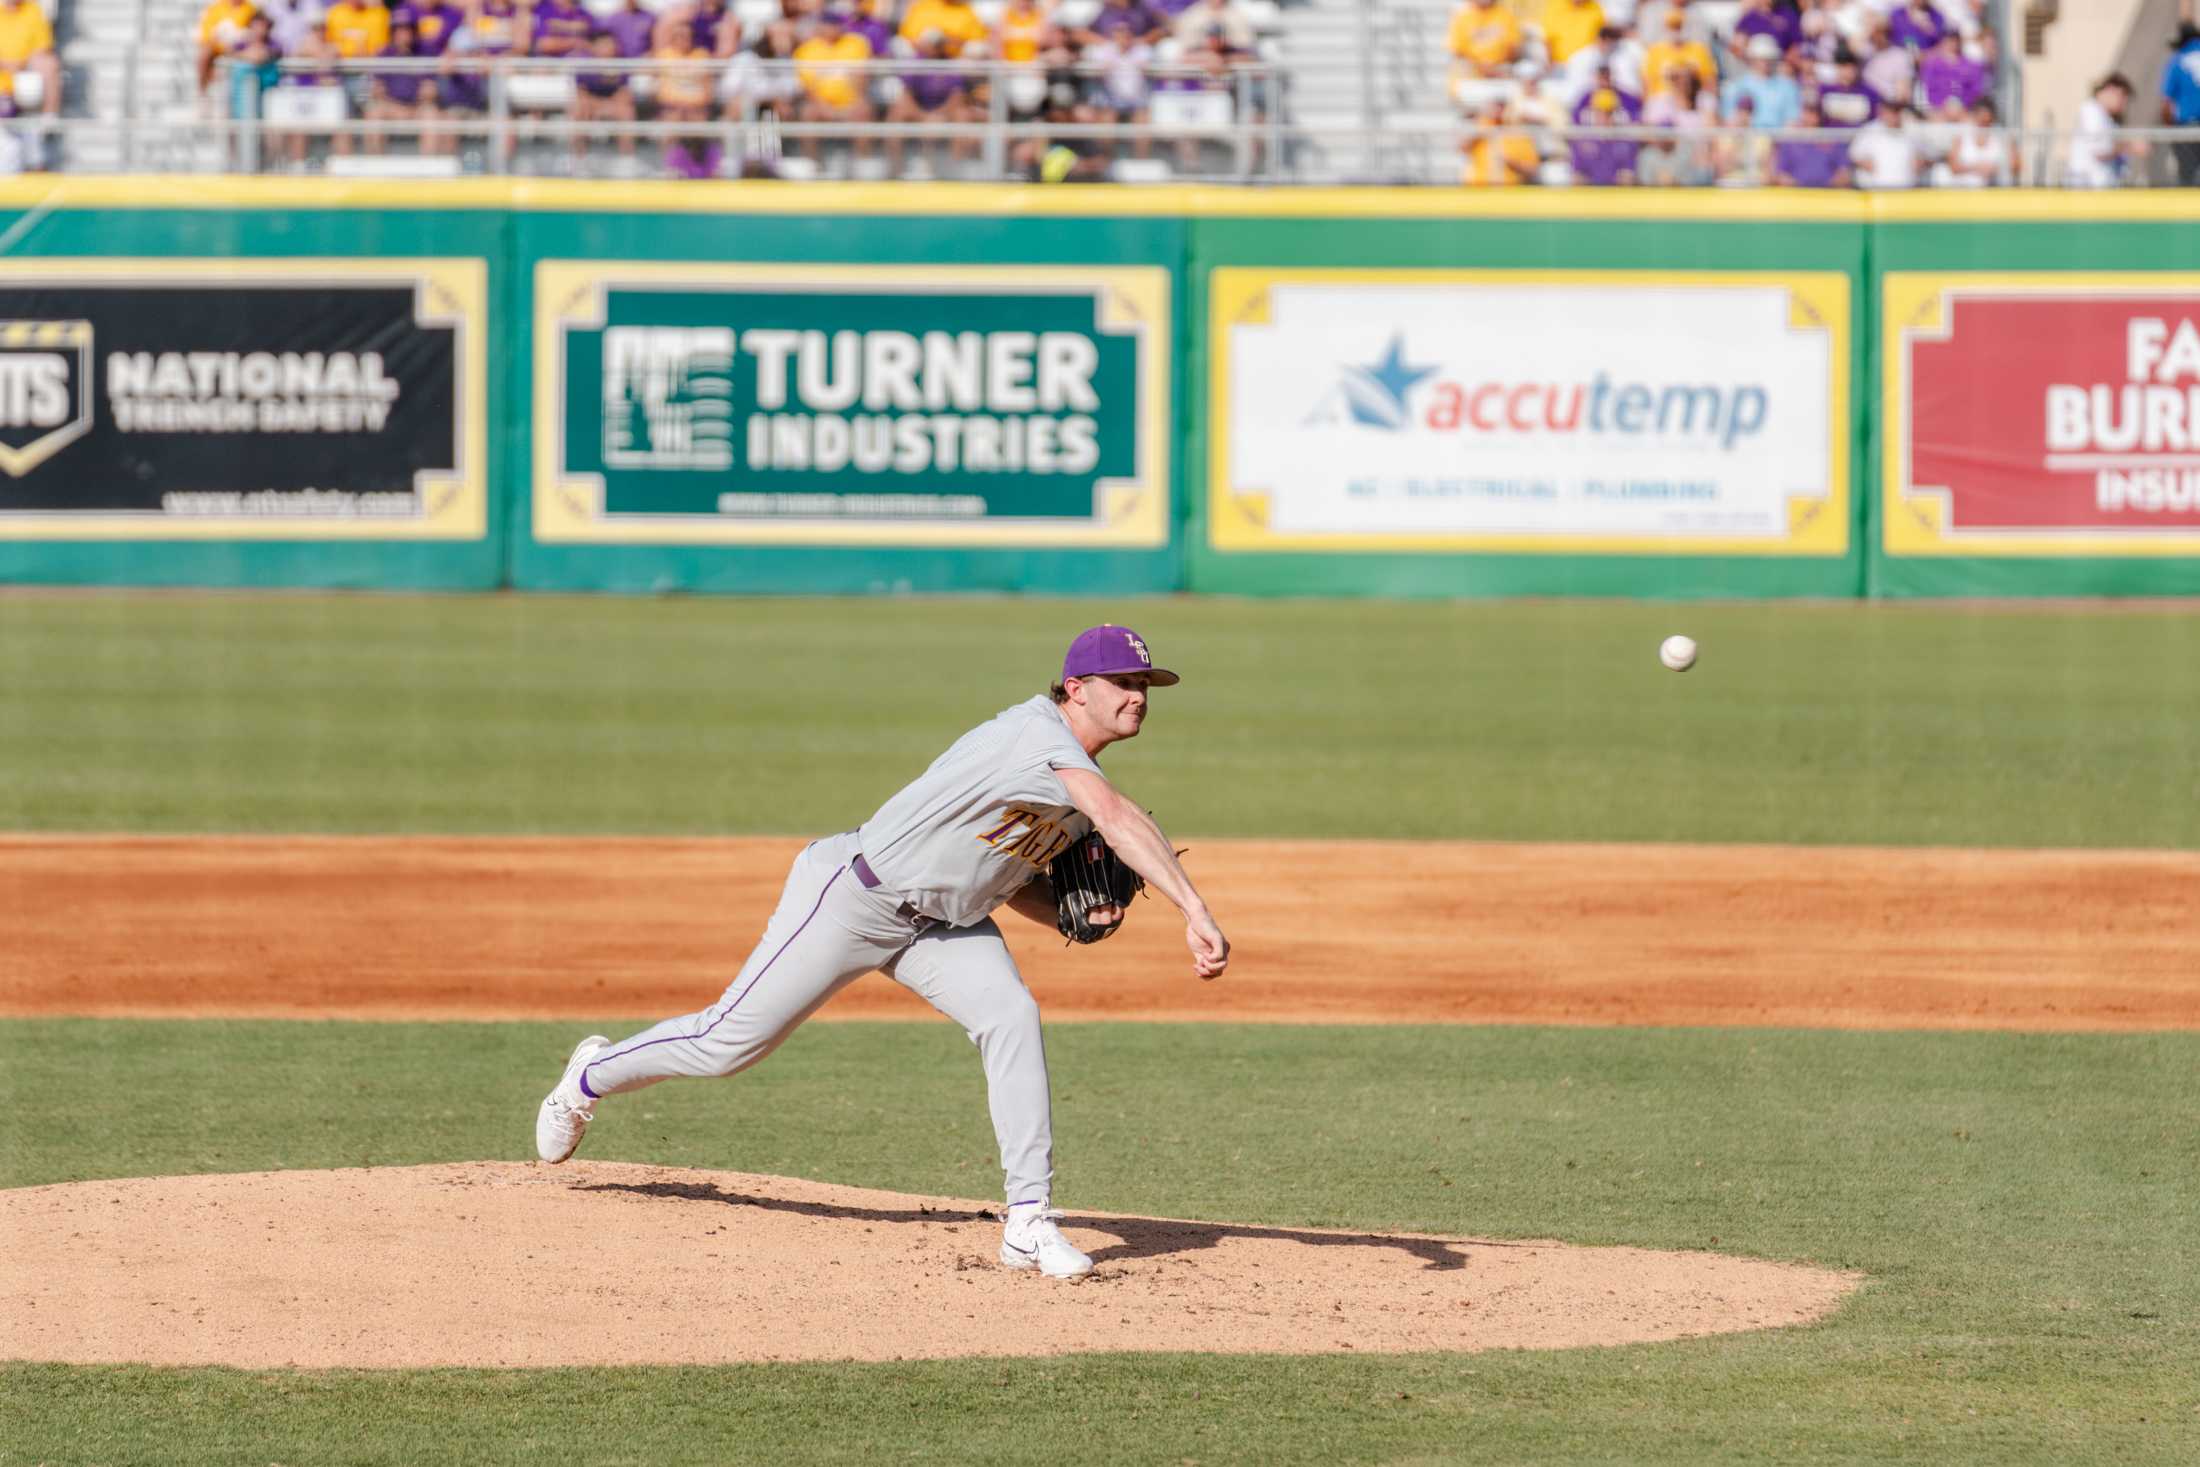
[0,1161,1858,1369]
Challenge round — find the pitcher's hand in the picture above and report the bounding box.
[1186,910,1229,980]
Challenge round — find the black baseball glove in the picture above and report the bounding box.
[1048,830,1146,944]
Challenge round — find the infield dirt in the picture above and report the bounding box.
[3,835,2197,1030]
[7,834,2178,1373]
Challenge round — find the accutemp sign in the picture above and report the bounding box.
[1209,269,1849,556]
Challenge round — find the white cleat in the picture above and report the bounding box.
[534,1034,609,1164]
[999,1205,1094,1278]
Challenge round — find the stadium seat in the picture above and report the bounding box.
[262,86,348,128]
[1450,76,1521,113]
[1110,156,1174,183]
[506,73,578,111]
[326,153,464,177]
[1151,90,1233,133]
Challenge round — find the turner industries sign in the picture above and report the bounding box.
[533,262,1172,548]
[1890,275,2200,553]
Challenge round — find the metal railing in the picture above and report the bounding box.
[18,53,2200,187]
[196,55,1289,182]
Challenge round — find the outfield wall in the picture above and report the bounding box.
[0,179,2195,598]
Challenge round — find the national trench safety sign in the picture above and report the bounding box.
[1885,273,2200,556]
[0,260,487,540]
[1207,269,1851,556]
[533,262,1172,547]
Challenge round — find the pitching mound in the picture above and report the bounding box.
[0,1162,1858,1368]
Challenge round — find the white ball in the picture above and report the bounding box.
[1659,634,1698,672]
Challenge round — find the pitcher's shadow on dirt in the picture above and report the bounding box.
[578,1179,1476,1271]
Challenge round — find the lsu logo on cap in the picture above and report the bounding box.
[1125,632,1150,665]
[0,320,93,479]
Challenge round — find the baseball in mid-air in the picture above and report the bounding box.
[1659,634,1698,672]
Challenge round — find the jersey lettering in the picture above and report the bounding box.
[977,808,1030,845]
[979,804,1073,870]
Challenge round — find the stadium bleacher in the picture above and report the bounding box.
[15,2,2191,187]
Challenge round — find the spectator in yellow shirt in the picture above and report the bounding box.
[795,8,875,163]
[653,18,722,179]
[996,0,1050,64]
[900,0,987,57]
[1447,0,1521,80]
[324,0,391,116]
[1540,0,1604,66]
[653,21,712,114]
[1461,97,1539,184]
[325,0,390,58]
[0,0,59,117]
[196,0,261,94]
[1642,10,1715,102]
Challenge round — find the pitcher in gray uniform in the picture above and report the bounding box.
[534,624,1230,1278]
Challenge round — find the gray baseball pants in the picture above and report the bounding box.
[577,831,1055,1206]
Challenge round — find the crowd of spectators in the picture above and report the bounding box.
[0,0,62,168]
[1447,0,2017,189]
[192,0,1277,177]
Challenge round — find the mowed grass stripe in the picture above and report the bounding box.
[0,593,2196,846]
[0,1020,2193,1464]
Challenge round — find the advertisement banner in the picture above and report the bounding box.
[533,262,1171,546]
[0,259,486,540]
[1884,273,2200,556]
[1208,269,1849,555]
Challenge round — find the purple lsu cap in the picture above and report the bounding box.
[1062,624,1179,686]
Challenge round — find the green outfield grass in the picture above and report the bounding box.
[1,1019,2195,1466]
[0,592,2197,846]
[3,592,2196,1465]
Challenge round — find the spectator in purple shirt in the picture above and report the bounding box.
[1729,0,1801,66]
[1083,3,1168,46]
[573,29,637,166]
[393,1,465,56]
[365,19,434,154]
[1814,48,1879,128]
[1887,0,1947,54]
[600,0,654,59]
[1917,29,1988,110]
[1773,96,1852,186]
[391,0,459,120]
[1570,78,1642,185]
[694,0,741,58]
[532,0,597,59]
[846,0,895,59]
[440,0,522,120]
[886,28,973,175]
[523,0,595,138]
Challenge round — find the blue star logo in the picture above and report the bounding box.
[1338,335,1438,431]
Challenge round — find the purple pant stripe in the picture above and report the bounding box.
[580,865,848,1090]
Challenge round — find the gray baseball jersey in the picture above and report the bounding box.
[857,694,1102,929]
[575,694,1108,1207]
